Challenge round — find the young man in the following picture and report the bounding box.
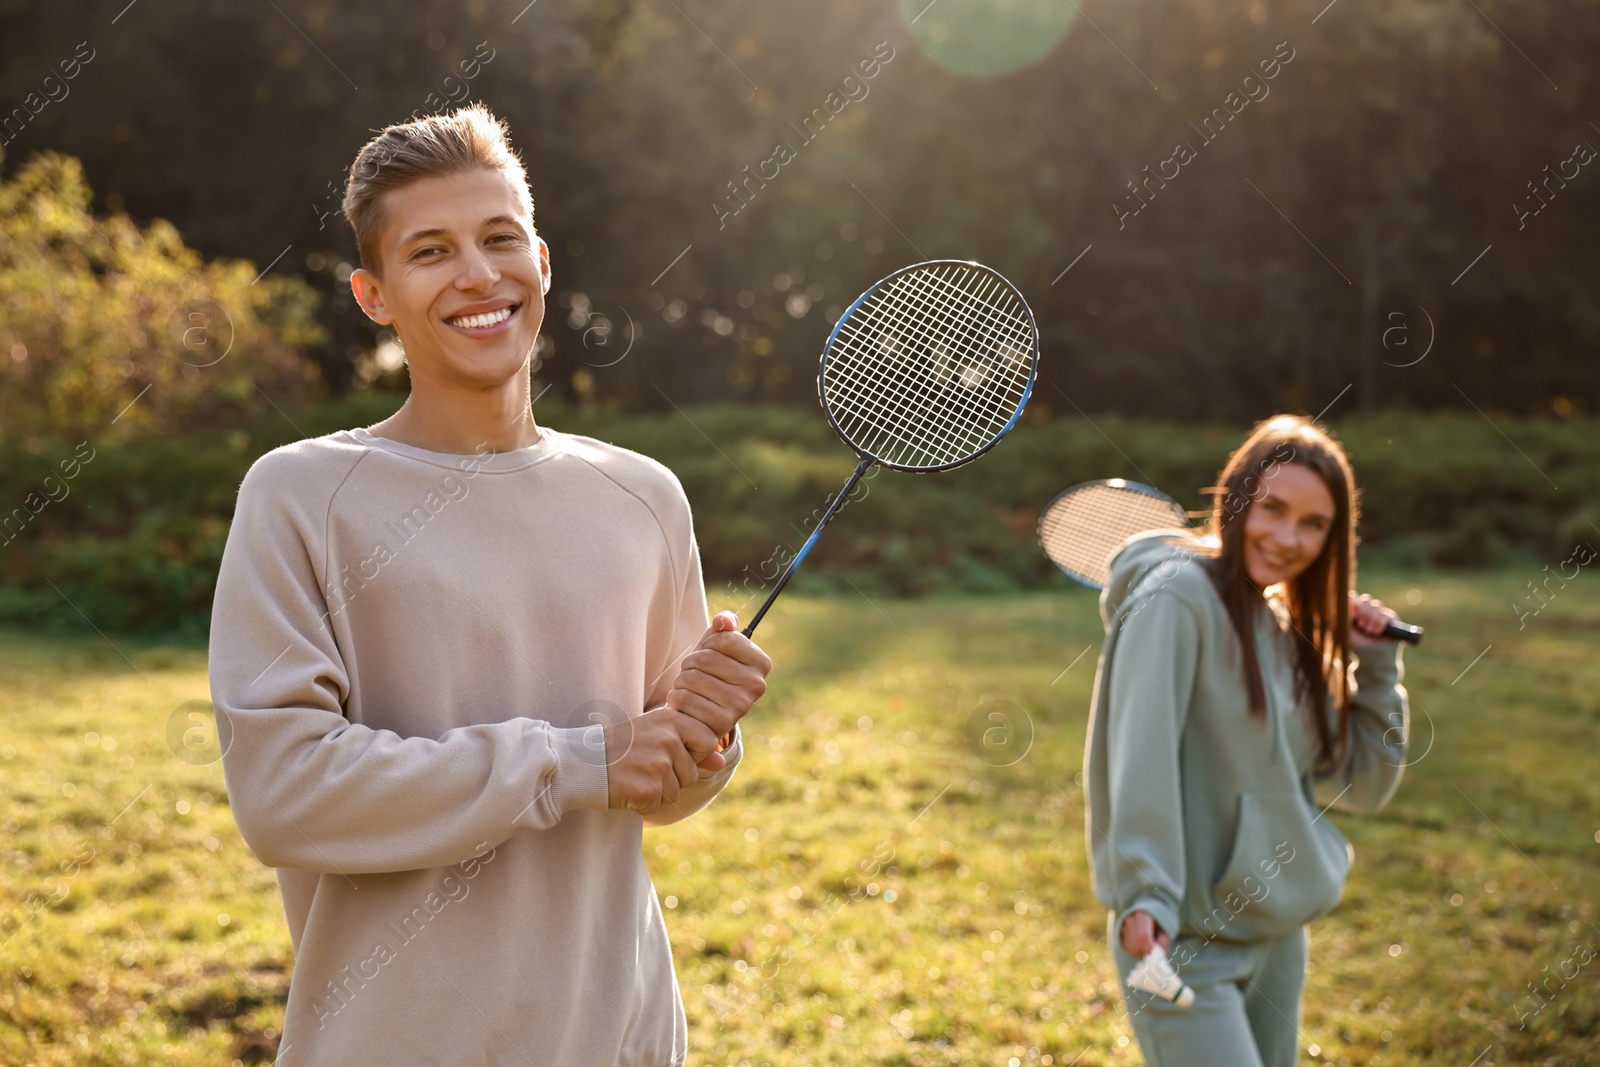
[209,105,772,1066]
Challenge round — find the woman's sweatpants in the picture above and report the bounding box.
[1107,912,1308,1067]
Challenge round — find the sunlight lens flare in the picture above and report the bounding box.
[898,0,1080,79]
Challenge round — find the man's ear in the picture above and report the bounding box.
[350,268,394,325]
[535,235,551,295]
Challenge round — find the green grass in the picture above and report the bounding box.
[1,570,1598,1065]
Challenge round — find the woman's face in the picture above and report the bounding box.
[1241,461,1336,587]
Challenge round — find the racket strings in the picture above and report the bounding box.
[831,315,1020,467]
[825,263,1035,469]
[869,268,1031,452]
[884,270,1029,444]
[832,303,994,464]
[831,280,995,466]
[843,270,1030,468]
[1040,485,1189,587]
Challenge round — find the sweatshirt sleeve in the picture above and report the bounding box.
[643,516,743,828]
[1104,589,1202,941]
[1312,641,1408,814]
[210,453,609,876]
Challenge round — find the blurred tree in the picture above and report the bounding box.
[0,0,1593,419]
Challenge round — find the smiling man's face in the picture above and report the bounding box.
[351,167,549,390]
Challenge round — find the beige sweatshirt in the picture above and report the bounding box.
[208,425,741,1067]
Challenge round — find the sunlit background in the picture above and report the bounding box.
[3,0,1594,425]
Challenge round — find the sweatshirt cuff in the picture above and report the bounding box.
[697,723,744,781]
[1353,641,1402,685]
[1116,896,1181,947]
[546,723,610,814]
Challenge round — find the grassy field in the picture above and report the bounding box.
[1,569,1597,1066]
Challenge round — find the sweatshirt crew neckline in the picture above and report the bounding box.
[346,424,563,474]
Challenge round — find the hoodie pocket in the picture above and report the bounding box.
[1200,790,1350,941]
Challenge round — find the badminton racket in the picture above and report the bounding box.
[1038,479,1423,644]
[741,260,1039,637]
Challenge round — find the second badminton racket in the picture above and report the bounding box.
[1038,479,1423,643]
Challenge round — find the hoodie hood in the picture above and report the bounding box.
[1099,528,1217,628]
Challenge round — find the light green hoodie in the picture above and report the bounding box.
[1083,531,1409,946]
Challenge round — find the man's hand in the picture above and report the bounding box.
[1349,591,1399,649]
[666,611,773,756]
[1120,909,1171,957]
[603,707,723,815]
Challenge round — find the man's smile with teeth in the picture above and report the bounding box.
[448,304,518,329]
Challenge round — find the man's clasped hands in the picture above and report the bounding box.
[603,611,773,815]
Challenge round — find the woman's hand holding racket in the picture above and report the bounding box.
[666,610,773,768]
[1348,592,1404,648]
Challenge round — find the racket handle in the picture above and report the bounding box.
[1382,619,1423,644]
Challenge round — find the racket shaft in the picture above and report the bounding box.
[742,458,872,638]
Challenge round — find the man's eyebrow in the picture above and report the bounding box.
[396,226,448,248]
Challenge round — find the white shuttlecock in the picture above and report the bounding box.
[1127,943,1195,1008]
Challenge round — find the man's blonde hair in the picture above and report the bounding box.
[342,105,535,274]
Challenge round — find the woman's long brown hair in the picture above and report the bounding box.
[1201,415,1359,770]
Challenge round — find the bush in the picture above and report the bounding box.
[3,396,1595,637]
[0,395,401,638]
[0,150,323,451]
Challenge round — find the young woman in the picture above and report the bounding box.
[1082,414,1411,1067]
